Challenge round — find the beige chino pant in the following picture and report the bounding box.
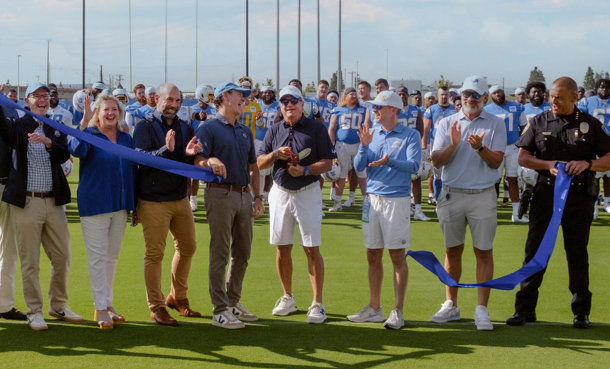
[137,198,197,312]
[0,183,20,313]
[11,196,71,316]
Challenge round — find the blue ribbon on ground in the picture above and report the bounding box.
[407,163,572,290]
[0,93,217,182]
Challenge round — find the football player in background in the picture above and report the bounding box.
[7,89,19,103]
[577,86,586,100]
[48,88,74,138]
[449,88,459,105]
[256,86,280,203]
[238,76,263,136]
[112,88,132,133]
[397,87,429,221]
[453,96,462,112]
[328,87,368,212]
[328,91,339,104]
[514,87,527,105]
[423,87,456,204]
[422,92,436,112]
[578,78,610,214]
[126,83,147,114]
[523,81,551,123]
[132,86,157,120]
[484,85,529,222]
[410,90,423,109]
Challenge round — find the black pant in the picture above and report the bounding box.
[514,182,596,316]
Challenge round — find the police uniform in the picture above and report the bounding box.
[512,108,610,322]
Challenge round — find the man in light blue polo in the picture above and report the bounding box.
[346,91,421,330]
[429,76,506,331]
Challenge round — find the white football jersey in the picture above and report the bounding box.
[48,105,74,141]
[178,106,191,122]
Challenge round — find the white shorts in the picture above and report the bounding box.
[255,139,273,177]
[497,144,519,178]
[269,183,323,247]
[336,141,367,179]
[362,195,411,250]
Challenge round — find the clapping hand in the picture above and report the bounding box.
[369,153,389,167]
[357,122,375,147]
[468,131,485,150]
[185,136,203,156]
[166,129,176,152]
[450,121,461,147]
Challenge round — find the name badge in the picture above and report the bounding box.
[542,132,552,135]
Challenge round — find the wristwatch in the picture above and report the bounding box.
[254,195,264,202]
[474,145,484,153]
[585,159,592,170]
[303,166,310,176]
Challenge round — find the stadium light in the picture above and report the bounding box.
[276,0,279,89]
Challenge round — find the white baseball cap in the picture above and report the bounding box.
[364,91,403,110]
[489,85,503,94]
[449,88,459,95]
[460,75,489,95]
[260,86,274,92]
[424,92,435,99]
[92,81,108,90]
[279,85,303,100]
[514,87,526,94]
[145,86,157,95]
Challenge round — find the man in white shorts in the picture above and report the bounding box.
[256,86,280,202]
[346,91,421,330]
[257,86,336,324]
[328,87,368,211]
[430,76,506,331]
[484,85,529,222]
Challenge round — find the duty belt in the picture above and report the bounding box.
[537,173,586,186]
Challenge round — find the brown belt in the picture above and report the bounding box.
[26,191,54,199]
[0,178,7,185]
[206,182,250,193]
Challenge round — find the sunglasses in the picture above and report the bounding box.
[372,104,386,111]
[280,98,300,106]
[462,91,482,99]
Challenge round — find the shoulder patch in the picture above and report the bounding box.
[521,122,530,135]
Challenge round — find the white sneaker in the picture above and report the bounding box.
[347,304,385,323]
[229,302,258,322]
[306,302,327,324]
[321,203,327,210]
[604,205,610,214]
[474,305,493,331]
[190,198,197,212]
[342,198,356,207]
[413,210,431,221]
[49,306,84,322]
[28,312,48,331]
[512,214,529,223]
[430,300,461,323]
[212,309,245,329]
[383,309,404,330]
[329,201,342,212]
[272,294,297,316]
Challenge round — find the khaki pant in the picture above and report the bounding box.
[0,184,19,313]
[204,187,253,314]
[11,196,71,316]
[137,198,197,312]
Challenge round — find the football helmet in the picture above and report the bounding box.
[412,160,433,181]
[322,159,341,181]
[518,166,538,186]
[195,84,215,104]
[72,89,88,113]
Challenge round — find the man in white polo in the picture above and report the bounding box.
[346,91,421,330]
[257,86,336,324]
[429,76,506,331]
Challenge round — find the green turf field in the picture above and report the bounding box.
[2,162,610,368]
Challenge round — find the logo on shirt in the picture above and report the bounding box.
[391,141,403,149]
[54,130,60,137]
[509,106,517,113]
[250,107,256,112]
[242,132,248,139]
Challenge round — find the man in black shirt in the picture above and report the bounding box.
[507,77,610,329]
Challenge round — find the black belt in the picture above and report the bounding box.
[0,178,7,185]
[26,191,54,199]
[206,182,250,193]
[537,173,588,186]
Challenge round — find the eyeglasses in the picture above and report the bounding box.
[280,98,300,106]
[30,94,50,101]
[462,91,482,99]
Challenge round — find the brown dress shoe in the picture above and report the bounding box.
[150,307,179,326]
[166,295,202,318]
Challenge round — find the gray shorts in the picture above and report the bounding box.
[437,185,497,250]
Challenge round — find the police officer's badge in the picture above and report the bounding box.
[580,122,589,134]
[303,102,312,117]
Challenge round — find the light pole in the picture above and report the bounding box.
[165,0,168,83]
[195,0,198,87]
[317,0,320,82]
[298,0,301,80]
[338,0,342,93]
[276,0,279,89]
[129,0,132,91]
[246,0,249,76]
[17,55,21,100]
[46,39,51,84]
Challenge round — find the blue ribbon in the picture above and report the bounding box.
[0,93,217,183]
[407,163,572,290]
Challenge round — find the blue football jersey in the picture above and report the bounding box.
[523,102,551,123]
[132,104,155,119]
[302,97,317,120]
[256,101,280,141]
[190,104,218,131]
[311,97,336,130]
[484,101,525,145]
[126,101,145,114]
[578,97,610,130]
[333,105,367,144]
[424,104,456,141]
[398,105,420,131]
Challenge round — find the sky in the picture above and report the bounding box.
[1,0,609,93]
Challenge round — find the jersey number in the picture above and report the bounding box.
[399,117,417,129]
[592,108,610,126]
[340,114,363,130]
[321,107,333,124]
[496,113,514,131]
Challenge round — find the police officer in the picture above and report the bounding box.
[506,77,610,329]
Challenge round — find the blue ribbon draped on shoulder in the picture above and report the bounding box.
[407,162,572,290]
[0,93,217,183]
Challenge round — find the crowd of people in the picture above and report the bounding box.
[0,72,609,333]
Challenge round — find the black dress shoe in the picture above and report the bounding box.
[573,314,590,329]
[0,307,28,321]
[506,312,537,326]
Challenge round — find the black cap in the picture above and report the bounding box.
[397,86,409,94]
[409,89,421,96]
